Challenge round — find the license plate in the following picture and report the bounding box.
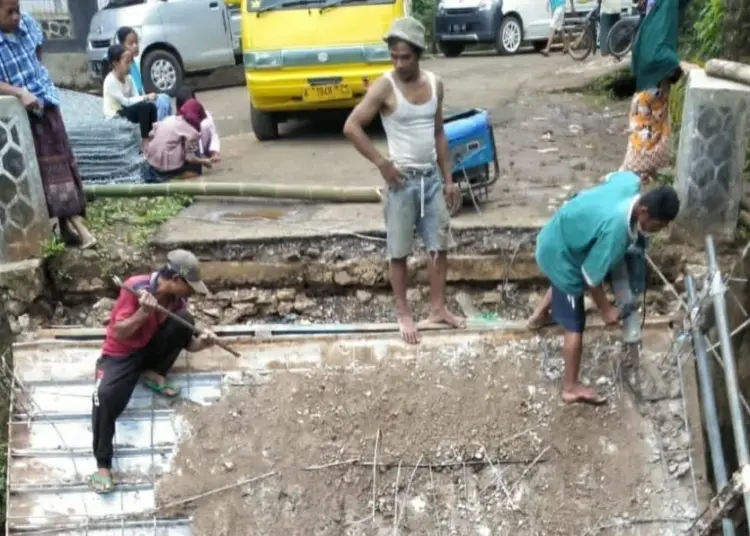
[303,84,352,102]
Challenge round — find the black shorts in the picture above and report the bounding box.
[550,285,586,334]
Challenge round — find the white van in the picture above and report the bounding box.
[434,0,632,56]
[87,0,243,95]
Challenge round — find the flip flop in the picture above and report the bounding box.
[562,392,608,406]
[141,377,181,397]
[89,472,114,494]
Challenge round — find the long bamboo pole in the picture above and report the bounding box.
[84,182,383,203]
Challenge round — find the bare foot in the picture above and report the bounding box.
[398,314,420,345]
[428,308,466,329]
[527,310,555,330]
[561,384,607,406]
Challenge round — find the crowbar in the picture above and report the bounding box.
[112,276,241,358]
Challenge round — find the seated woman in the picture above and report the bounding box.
[102,44,157,150]
[116,26,173,121]
[175,87,220,162]
[144,98,214,182]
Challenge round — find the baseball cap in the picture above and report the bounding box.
[384,17,426,51]
[166,249,210,295]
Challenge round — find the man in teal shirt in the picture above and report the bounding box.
[527,171,679,404]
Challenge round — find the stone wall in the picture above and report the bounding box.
[673,69,750,245]
[0,97,51,263]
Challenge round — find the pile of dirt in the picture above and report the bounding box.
[157,334,695,535]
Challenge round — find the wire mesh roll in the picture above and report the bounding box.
[58,89,147,185]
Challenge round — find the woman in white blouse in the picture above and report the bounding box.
[102,44,157,150]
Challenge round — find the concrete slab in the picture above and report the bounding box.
[153,198,550,245]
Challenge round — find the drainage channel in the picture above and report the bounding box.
[6,317,695,535]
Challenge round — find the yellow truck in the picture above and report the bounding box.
[241,0,409,140]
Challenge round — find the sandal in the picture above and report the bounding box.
[90,472,114,494]
[141,377,181,397]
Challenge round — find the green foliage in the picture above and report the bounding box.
[667,76,686,145]
[86,195,193,246]
[41,235,66,259]
[679,0,724,61]
[412,0,437,46]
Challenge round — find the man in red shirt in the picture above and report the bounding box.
[90,249,217,493]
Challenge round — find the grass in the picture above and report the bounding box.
[85,195,193,247]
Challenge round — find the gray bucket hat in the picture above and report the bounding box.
[384,16,426,51]
[167,249,210,295]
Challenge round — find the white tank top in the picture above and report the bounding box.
[380,70,438,170]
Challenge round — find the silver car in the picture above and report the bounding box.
[87,0,242,95]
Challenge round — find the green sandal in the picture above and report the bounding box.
[90,473,114,494]
[141,377,181,398]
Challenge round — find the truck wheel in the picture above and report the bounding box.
[142,49,183,96]
[251,105,279,141]
[495,15,523,55]
[438,41,466,58]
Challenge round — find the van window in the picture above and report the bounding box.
[103,0,145,8]
[247,0,392,11]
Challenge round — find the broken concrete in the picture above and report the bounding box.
[7,324,708,534]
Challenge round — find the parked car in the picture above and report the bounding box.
[433,0,628,56]
[86,0,243,95]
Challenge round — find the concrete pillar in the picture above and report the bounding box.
[673,69,750,244]
[0,96,51,262]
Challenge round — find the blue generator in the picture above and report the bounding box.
[443,108,499,215]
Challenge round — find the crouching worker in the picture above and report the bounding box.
[527,171,679,405]
[144,98,213,182]
[90,249,216,493]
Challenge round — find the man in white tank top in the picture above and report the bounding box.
[343,17,465,344]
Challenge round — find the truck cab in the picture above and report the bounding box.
[242,0,406,141]
[87,0,243,95]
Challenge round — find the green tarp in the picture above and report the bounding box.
[631,0,689,90]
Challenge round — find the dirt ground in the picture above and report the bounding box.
[158,333,697,536]
[192,52,631,217]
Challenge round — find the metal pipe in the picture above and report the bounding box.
[705,235,750,528]
[685,274,735,536]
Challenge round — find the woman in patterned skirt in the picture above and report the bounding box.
[0,0,96,249]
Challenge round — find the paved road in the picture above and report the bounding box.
[155,51,629,244]
[196,49,618,138]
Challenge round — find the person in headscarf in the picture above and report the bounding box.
[175,87,220,163]
[143,98,214,182]
[0,1,97,249]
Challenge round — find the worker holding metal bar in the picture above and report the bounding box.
[526,170,679,405]
[89,249,218,494]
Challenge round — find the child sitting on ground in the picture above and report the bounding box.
[116,26,173,121]
[175,87,221,163]
[144,98,214,182]
[102,44,158,151]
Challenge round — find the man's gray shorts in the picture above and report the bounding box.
[383,167,454,259]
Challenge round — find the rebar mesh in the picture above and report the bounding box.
[58,89,147,185]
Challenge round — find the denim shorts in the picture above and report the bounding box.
[550,286,586,334]
[383,167,453,259]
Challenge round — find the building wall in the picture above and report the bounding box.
[20,0,98,88]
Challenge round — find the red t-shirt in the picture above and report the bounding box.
[101,273,187,358]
